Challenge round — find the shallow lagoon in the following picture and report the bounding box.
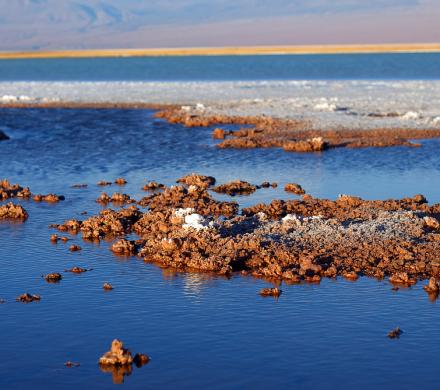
[1,108,440,389]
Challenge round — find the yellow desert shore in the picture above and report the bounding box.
[1,43,440,59]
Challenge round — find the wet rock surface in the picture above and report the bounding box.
[388,327,403,339]
[260,287,282,297]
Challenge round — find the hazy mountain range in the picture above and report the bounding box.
[0,0,439,50]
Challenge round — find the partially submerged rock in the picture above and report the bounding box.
[133,353,150,368]
[212,180,257,196]
[98,180,112,186]
[103,282,114,291]
[64,361,80,368]
[33,193,65,202]
[65,266,91,274]
[259,287,282,297]
[284,183,306,195]
[0,130,10,141]
[177,173,216,189]
[99,339,133,366]
[388,327,403,339]
[115,178,127,185]
[423,277,440,294]
[110,239,137,255]
[43,273,62,283]
[142,181,165,191]
[16,293,41,303]
[0,179,31,200]
[69,244,82,252]
[0,202,28,220]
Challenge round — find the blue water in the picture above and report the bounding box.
[1,53,440,81]
[1,108,440,389]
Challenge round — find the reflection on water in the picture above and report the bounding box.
[1,108,440,389]
[99,364,132,385]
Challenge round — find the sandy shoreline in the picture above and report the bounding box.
[0,43,440,59]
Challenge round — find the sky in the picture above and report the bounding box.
[0,0,439,50]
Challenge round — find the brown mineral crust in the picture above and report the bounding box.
[241,194,437,221]
[284,183,306,195]
[97,192,134,205]
[97,192,111,204]
[0,179,31,200]
[0,202,28,220]
[54,219,82,233]
[142,181,165,191]
[212,128,230,139]
[138,185,238,217]
[212,180,257,196]
[80,206,142,239]
[32,193,65,202]
[110,239,138,255]
[16,293,41,303]
[176,173,216,189]
[156,107,440,152]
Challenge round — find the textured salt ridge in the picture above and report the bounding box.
[1,80,440,129]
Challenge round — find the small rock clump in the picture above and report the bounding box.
[212,180,257,196]
[103,283,114,291]
[423,277,440,294]
[115,178,127,185]
[0,202,28,220]
[16,293,41,303]
[259,287,282,297]
[110,239,137,255]
[32,193,65,202]
[69,244,82,252]
[142,181,165,191]
[99,339,133,366]
[0,179,31,200]
[388,327,403,339]
[284,183,306,195]
[98,180,112,186]
[43,273,62,282]
[65,267,91,274]
[177,173,216,189]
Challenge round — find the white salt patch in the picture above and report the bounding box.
[195,103,206,110]
[402,111,420,120]
[183,213,209,230]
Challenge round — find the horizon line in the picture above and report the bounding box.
[1,43,440,59]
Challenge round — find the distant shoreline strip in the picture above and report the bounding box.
[0,44,440,59]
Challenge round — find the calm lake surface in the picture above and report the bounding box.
[1,107,440,389]
[1,53,440,81]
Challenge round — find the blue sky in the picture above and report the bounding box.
[0,0,439,50]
